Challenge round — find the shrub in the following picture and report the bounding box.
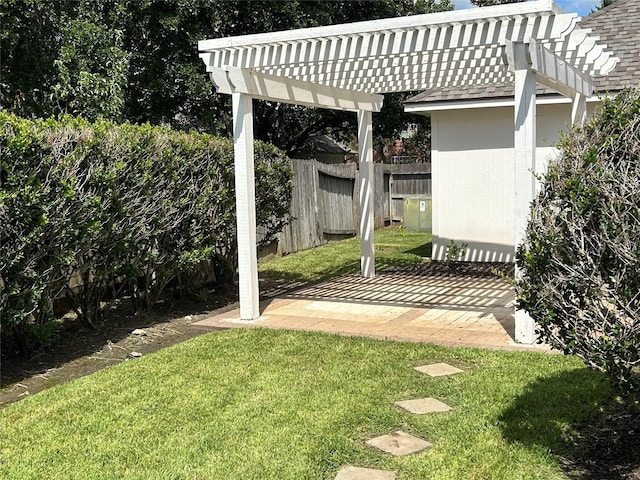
[515,88,640,406]
[0,113,292,354]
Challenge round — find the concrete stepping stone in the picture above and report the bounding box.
[366,430,432,456]
[395,397,452,414]
[335,466,396,480]
[414,362,463,377]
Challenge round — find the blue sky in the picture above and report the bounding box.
[452,0,601,17]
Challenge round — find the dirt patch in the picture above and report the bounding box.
[0,287,238,407]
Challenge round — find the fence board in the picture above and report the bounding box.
[277,160,323,255]
[276,159,431,255]
[319,171,355,234]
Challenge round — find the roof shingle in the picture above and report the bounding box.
[406,0,640,105]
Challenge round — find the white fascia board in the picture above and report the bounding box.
[212,66,384,112]
[404,94,601,114]
[199,0,559,51]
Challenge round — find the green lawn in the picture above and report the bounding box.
[0,328,611,480]
[258,226,431,284]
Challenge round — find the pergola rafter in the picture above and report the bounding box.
[198,0,617,343]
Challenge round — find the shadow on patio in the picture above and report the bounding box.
[195,270,548,352]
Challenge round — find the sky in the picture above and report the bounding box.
[452,0,602,17]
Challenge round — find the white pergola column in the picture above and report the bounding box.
[358,110,375,279]
[232,92,260,320]
[571,93,587,126]
[510,42,537,344]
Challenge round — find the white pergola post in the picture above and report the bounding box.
[509,41,537,344]
[358,110,375,279]
[232,92,260,320]
[571,92,587,126]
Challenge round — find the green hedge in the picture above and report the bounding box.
[0,113,292,353]
[515,88,640,405]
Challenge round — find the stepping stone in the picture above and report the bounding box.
[366,431,432,456]
[414,362,463,377]
[395,397,452,414]
[335,466,396,480]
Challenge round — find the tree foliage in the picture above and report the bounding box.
[51,2,129,121]
[515,88,640,406]
[469,0,524,7]
[1,0,452,152]
[596,0,618,10]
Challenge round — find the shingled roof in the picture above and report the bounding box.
[406,0,640,105]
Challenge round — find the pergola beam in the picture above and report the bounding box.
[198,1,565,51]
[529,39,593,97]
[203,63,383,112]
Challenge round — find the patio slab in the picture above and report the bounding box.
[334,466,396,480]
[414,363,463,377]
[194,272,551,351]
[395,397,452,414]
[366,431,432,456]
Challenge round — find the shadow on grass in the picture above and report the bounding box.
[259,259,361,286]
[259,244,432,289]
[499,368,640,479]
[403,241,432,258]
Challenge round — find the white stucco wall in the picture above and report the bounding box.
[430,102,577,262]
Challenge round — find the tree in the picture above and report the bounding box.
[596,0,618,9]
[120,0,451,153]
[1,0,128,122]
[1,0,451,152]
[51,1,129,122]
[0,0,67,118]
[515,88,640,407]
[469,0,524,7]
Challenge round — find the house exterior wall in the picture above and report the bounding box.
[430,102,582,262]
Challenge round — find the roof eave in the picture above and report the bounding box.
[404,92,605,113]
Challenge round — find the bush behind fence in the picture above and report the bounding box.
[0,113,292,353]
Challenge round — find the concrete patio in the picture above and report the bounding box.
[195,271,549,352]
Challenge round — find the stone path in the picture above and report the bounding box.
[366,431,433,456]
[334,362,461,479]
[394,397,452,414]
[335,466,396,480]
[414,362,464,377]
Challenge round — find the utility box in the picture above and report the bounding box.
[403,196,432,232]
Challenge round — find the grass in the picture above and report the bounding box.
[0,328,611,480]
[258,226,431,284]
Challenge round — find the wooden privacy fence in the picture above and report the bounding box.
[276,159,431,255]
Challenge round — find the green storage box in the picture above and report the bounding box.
[403,196,432,232]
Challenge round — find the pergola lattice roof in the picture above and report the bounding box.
[199,0,618,109]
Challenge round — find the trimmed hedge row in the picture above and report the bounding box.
[0,113,292,353]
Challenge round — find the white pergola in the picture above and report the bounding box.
[199,0,617,343]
